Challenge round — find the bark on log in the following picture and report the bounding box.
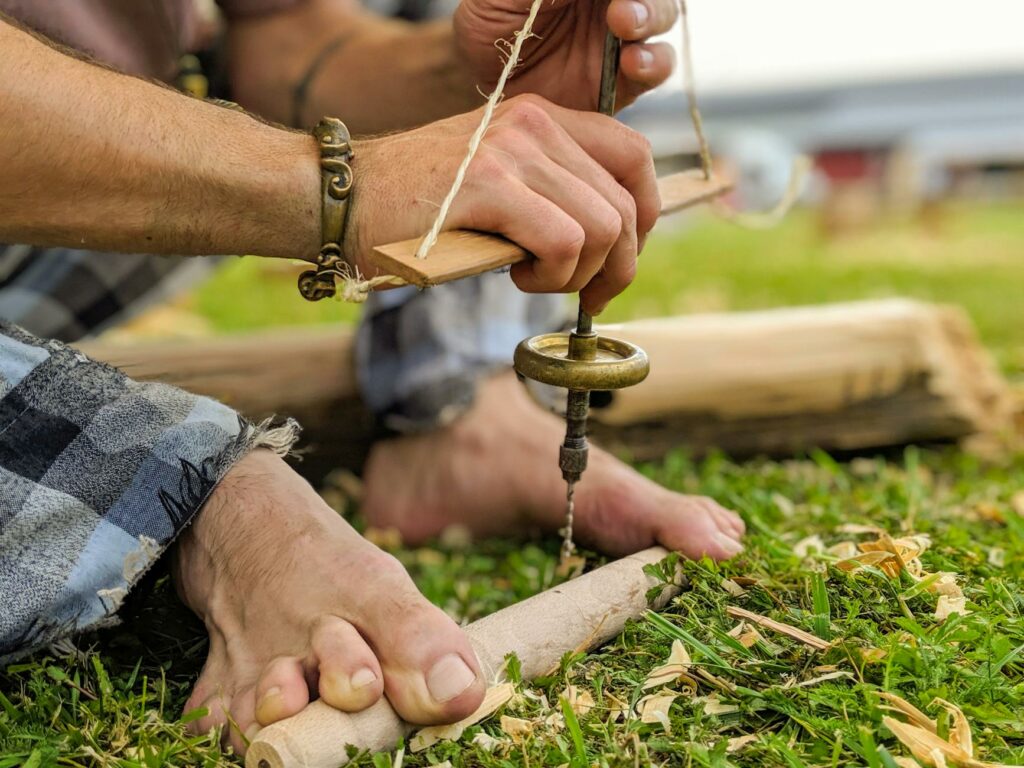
[79,299,1013,481]
[245,546,678,768]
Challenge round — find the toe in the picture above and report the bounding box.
[254,656,311,726]
[311,615,385,712]
[350,552,486,725]
[703,498,746,538]
[655,498,745,561]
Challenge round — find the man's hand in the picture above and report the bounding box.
[347,94,660,314]
[454,0,678,112]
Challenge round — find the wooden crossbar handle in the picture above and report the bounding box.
[245,546,679,768]
[368,169,732,288]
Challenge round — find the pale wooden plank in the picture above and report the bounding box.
[368,170,732,287]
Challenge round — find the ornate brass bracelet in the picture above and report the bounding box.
[298,117,355,301]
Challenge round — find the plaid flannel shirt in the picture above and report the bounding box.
[0,319,296,663]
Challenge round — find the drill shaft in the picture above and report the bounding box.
[557,32,621,559]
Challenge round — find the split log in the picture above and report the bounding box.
[587,299,1013,459]
[79,299,1013,481]
[245,546,678,768]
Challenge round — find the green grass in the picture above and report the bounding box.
[3,450,1023,766]
[3,202,1023,766]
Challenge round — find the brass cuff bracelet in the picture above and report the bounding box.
[298,117,355,301]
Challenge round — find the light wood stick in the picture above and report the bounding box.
[368,170,732,287]
[245,546,679,768]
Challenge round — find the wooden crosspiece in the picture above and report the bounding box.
[368,169,733,287]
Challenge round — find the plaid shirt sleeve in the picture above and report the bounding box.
[0,321,298,664]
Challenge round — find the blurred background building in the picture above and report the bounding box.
[623,0,1024,227]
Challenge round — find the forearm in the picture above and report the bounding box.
[0,18,319,260]
[228,1,480,134]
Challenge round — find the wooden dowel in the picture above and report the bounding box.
[245,546,679,768]
[368,170,732,287]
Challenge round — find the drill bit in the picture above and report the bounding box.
[557,32,621,564]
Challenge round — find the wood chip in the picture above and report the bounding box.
[643,639,693,690]
[878,692,1018,768]
[561,685,595,716]
[555,554,587,579]
[605,692,629,723]
[725,606,831,650]
[410,682,514,751]
[794,534,826,557]
[788,670,853,688]
[726,734,759,753]
[498,715,534,743]
[721,578,747,597]
[637,692,677,732]
[702,693,740,716]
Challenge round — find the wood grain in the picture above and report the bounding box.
[368,170,732,287]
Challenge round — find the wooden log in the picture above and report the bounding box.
[79,299,1013,482]
[245,546,678,768]
[369,170,732,287]
[586,299,1013,459]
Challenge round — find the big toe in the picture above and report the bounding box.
[350,552,486,724]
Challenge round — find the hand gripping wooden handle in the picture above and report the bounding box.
[367,170,732,288]
[245,546,680,768]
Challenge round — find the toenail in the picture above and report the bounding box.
[351,667,377,689]
[256,686,283,720]
[716,531,744,555]
[426,654,476,703]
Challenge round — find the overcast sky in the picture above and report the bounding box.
[667,0,1024,92]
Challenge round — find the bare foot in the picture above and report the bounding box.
[362,372,745,559]
[172,450,486,753]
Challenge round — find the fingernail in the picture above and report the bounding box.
[426,654,476,703]
[637,48,655,70]
[351,667,377,689]
[631,1,649,30]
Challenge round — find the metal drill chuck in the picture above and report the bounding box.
[514,328,650,486]
[513,331,650,391]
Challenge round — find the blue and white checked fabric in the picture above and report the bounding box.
[0,319,297,663]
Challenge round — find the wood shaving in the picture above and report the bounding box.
[1011,491,1024,517]
[643,639,693,690]
[879,692,1020,768]
[702,693,740,715]
[860,647,888,664]
[561,685,595,716]
[794,534,826,557]
[721,577,747,596]
[555,554,587,579]
[498,715,534,743]
[410,682,514,751]
[785,670,853,688]
[725,606,831,650]
[637,692,677,732]
[470,732,506,752]
[605,692,629,723]
[726,734,760,753]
